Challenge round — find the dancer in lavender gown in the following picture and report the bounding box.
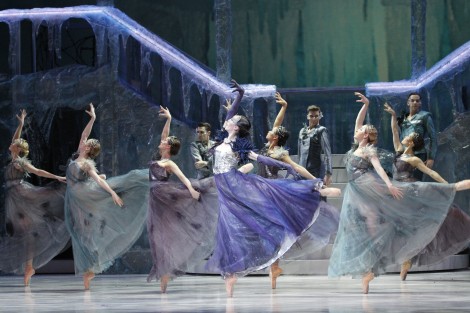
[329,92,462,294]
[146,106,218,293]
[384,103,470,280]
[206,81,338,297]
[0,109,67,286]
[64,104,149,290]
[255,92,340,289]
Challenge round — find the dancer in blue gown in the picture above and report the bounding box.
[146,106,218,293]
[206,81,337,297]
[255,92,341,289]
[329,92,460,294]
[64,103,149,290]
[0,109,67,286]
[384,103,470,280]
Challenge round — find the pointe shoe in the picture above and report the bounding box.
[400,260,412,281]
[24,267,35,286]
[362,272,374,294]
[269,266,283,289]
[160,275,170,293]
[83,272,95,290]
[225,276,237,298]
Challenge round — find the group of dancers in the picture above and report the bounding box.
[2,80,470,297]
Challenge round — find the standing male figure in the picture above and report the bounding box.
[298,105,333,186]
[190,122,215,179]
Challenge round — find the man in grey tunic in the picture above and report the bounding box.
[298,105,333,186]
[190,122,214,179]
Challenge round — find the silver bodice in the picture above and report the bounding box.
[213,149,239,174]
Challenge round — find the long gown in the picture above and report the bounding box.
[257,146,340,259]
[0,157,69,274]
[393,155,470,266]
[329,149,455,277]
[205,148,325,277]
[64,159,149,275]
[146,161,218,282]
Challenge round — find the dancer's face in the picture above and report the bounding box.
[354,125,367,142]
[9,142,19,154]
[407,95,421,114]
[225,115,241,134]
[266,127,279,143]
[158,139,170,152]
[401,134,414,148]
[307,110,321,126]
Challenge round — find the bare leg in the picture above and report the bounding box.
[83,271,95,290]
[455,180,470,191]
[400,260,412,281]
[362,272,374,294]
[225,275,237,298]
[160,275,170,293]
[269,259,283,289]
[24,260,35,286]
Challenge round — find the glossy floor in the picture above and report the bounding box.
[1,271,470,312]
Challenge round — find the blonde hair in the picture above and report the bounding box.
[86,139,101,159]
[364,124,378,145]
[13,139,29,157]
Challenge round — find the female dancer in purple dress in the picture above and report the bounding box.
[384,103,470,280]
[64,104,148,290]
[146,106,218,293]
[0,109,67,286]
[206,81,338,297]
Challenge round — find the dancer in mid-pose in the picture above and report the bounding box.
[146,106,218,293]
[64,103,148,290]
[329,92,460,294]
[206,81,338,297]
[0,109,67,286]
[384,103,470,280]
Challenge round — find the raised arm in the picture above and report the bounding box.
[354,92,370,134]
[225,80,244,121]
[273,92,288,128]
[159,106,171,141]
[384,103,403,152]
[165,160,200,200]
[370,155,403,199]
[79,103,96,151]
[12,109,26,142]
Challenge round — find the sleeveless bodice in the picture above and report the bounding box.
[149,161,170,182]
[4,162,25,188]
[66,161,89,184]
[213,149,239,174]
[346,153,373,181]
[393,157,417,182]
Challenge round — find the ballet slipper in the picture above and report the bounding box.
[160,275,170,293]
[24,267,35,286]
[362,272,374,294]
[269,264,283,289]
[225,275,237,298]
[83,272,95,290]
[400,260,412,281]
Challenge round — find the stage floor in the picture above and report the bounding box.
[1,270,470,312]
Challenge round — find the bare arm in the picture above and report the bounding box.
[12,109,26,142]
[354,92,369,134]
[87,169,123,207]
[370,155,403,199]
[159,106,171,141]
[79,103,96,151]
[410,157,447,183]
[164,160,200,199]
[273,92,288,128]
[22,162,66,182]
[384,103,403,152]
[281,155,316,179]
[238,163,254,174]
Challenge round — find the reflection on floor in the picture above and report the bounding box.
[1,271,470,312]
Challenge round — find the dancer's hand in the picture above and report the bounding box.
[354,92,369,106]
[112,192,124,207]
[16,109,26,124]
[383,103,396,116]
[230,79,244,94]
[223,99,232,112]
[85,103,96,120]
[159,105,171,119]
[195,160,208,169]
[275,92,287,107]
[99,174,107,180]
[248,151,258,161]
[56,176,67,183]
[388,184,403,199]
[190,189,200,200]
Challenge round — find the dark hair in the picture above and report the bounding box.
[409,132,424,151]
[167,136,181,156]
[275,126,290,146]
[407,92,421,101]
[236,115,251,138]
[307,105,320,113]
[198,122,211,132]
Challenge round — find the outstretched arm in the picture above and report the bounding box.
[225,80,244,121]
[22,162,66,183]
[370,155,403,199]
[159,106,171,141]
[165,160,200,200]
[12,109,26,142]
[384,103,403,152]
[273,92,288,128]
[87,169,123,207]
[354,92,369,134]
[410,157,447,183]
[280,154,316,179]
[79,103,96,151]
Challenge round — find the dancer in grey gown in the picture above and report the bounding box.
[0,109,67,286]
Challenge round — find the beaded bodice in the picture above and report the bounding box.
[149,161,170,182]
[346,153,373,181]
[393,157,417,182]
[213,149,239,174]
